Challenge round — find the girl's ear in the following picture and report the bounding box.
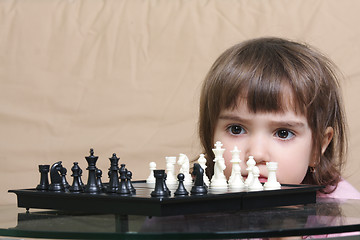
[321,127,334,155]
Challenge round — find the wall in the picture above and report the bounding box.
[1,0,360,204]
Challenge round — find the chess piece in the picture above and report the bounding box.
[126,170,136,194]
[165,156,177,185]
[248,166,264,191]
[163,173,171,196]
[60,167,70,190]
[191,163,208,195]
[228,146,241,183]
[78,167,85,188]
[84,148,101,193]
[48,161,65,192]
[107,153,120,193]
[36,165,50,191]
[96,168,105,191]
[210,141,227,188]
[245,156,256,187]
[150,170,168,197]
[228,147,245,190]
[177,153,192,185]
[264,162,281,190]
[117,164,131,195]
[174,173,189,196]
[197,154,210,186]
[146,162,156,183]
[69,162,83,192]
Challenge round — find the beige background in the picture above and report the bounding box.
[1,0,360,205]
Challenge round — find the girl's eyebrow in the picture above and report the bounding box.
[218,114,306,128]
[218,114,250,123]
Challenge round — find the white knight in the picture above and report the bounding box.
[177,153,193,185]
[197,153,210,186]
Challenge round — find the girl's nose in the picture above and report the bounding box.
[244,135,270,165]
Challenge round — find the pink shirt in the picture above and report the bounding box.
[303,179,360,238]
[317,178,360,199]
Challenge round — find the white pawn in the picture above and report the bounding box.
[165,156,177,185]
[177,153,193,185]
[197,154,210,186]
[248,166,264,191]
[244,156,256,187]
[228,147,245,190]
[146,162,156,183]
[210,141,227,188]
[264,162,281,190]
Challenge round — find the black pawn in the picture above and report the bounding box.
[84,148,101,193]
[151,170,168,197]
[96,168,105,191]
[126,170,136,194]
[191,163,208,195]
[174,173,189,196]
[69,162,83,192]
[107,153,120,193]
[36,165,50,191]
[117,164,130,195]
[163,173,171,196]
[60,167,70,190]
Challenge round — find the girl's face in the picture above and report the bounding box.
[213,100,313,184]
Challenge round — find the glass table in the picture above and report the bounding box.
[1,198,360,239]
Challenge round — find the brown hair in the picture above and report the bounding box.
[199,37,347,192]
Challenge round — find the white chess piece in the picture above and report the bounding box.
[197,154,210,186]
[228,146,245,190]
[177,153,193,185]
[146,162,156,183]
[210,141,227,188]
[228,146,242,183]
[264,162,281,190]
[248,166,264,191]
[244,156,256,187]
[165,156,177,185]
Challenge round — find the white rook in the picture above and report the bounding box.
[264,162,281,190]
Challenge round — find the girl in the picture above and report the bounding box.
[199,37,360,199]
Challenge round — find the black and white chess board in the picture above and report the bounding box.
[9,182,321,216]
[9,148,323,216]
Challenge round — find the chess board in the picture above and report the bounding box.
[9,181,322,216]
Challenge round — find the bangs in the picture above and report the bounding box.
[221,65,307,117]
[217,39,310,116]
[229,77,305,115]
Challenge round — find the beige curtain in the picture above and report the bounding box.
[1,0,360,204]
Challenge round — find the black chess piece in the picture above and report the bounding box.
[174,173,189,196]
[163,173,171,196]
[126,170,136,194]
[48,161,65,192]
[151,170,169,197]
[69,162,83,192]
[190,163,208,195]
[60,167,70,190]
[96,168,105,191]
[117,164,131,195]
[78,167,85,188]
[84,148,101,193]
[36,165,50,191]
[107,153,120,193]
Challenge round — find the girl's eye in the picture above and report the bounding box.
[227,125,246,135]
[275,129,295,140]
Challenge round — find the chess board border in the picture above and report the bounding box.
[9,181,322,216]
